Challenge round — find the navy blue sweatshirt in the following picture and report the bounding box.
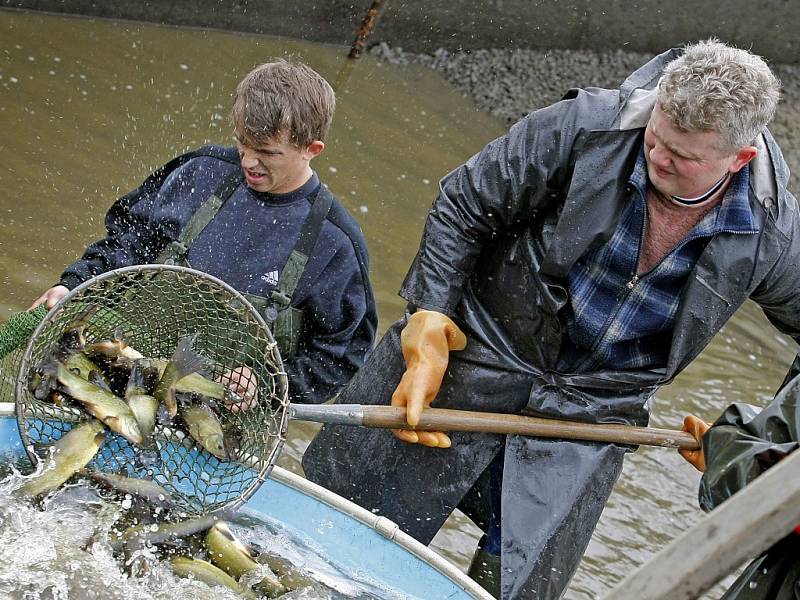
[60,146,377,404]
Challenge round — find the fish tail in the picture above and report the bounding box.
[125,362,148,397]
[170,334,206,380]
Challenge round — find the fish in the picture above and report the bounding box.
[82,470,174,509]
[148,357,246,404]
[181,402,228,459]
[111,512,232,552]
[88,369,114,393]
[125,360,160,445]
[49,390,69,407]
[16,420,106,499]
[40,359,144,445]
[256,552,316,591]
[222,425,242,461]
[153,335,206,418]
[83,329,144,361]
[205,522,286,597]
[170,556,257,600]
[28,369,56,401]
[58,305,99,352]
[64,351,110,388]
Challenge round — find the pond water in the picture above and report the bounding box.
[0,8,796,599]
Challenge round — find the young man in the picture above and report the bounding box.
[303,40,798,599]
[31,59,377,405]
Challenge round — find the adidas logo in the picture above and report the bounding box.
[261,270,279,286]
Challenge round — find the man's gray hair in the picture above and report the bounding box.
[658,39,781,152]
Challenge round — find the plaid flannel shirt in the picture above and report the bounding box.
[558,150,757,372]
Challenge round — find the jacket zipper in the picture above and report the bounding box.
[571,195,754,372]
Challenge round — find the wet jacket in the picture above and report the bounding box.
[304,47,800,600]
[700,375,800,600]
[58,146,377,404]
[400,48,800,405]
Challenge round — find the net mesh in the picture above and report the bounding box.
[15,265,288,515]
[0,305,47,405]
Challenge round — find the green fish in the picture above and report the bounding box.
[205,522,286,597]
[257,552,315,592]
[149,357,254,405]
[125,360,160,444]
[153,335,206,418]
[42,359,143,445]
[170,556,257,599]
[17,420,106,499]
[64,351,109,387]
[181,403,228,460]
[83,470,174,509]
[111,512,231,552]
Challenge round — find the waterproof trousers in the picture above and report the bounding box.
[303,320,629,599]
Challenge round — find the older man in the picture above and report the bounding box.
[304,40,797,599]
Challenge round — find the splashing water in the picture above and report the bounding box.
[0,463,411,600]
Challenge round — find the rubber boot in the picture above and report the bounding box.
[467,535,501,599]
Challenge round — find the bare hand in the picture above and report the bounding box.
[679,415,711,472]
[219,366,258,412]
[30,285,69,310]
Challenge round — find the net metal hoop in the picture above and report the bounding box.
[15,265,289,516]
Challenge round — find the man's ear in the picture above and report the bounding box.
[304,140,325,160]
[729,145,757,173]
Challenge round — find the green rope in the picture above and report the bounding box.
[0,305,48,359]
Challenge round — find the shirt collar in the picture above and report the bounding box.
[248,171,321,205]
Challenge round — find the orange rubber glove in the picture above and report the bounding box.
[391,310,467,448]
[679,414,711,472]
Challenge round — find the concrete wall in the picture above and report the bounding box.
[3,0,798,64]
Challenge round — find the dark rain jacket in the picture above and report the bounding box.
[303,48,800,599]
[58,146,377,404]
[700,375,800,600]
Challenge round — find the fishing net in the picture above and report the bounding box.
[15,265,288,516]
[0,305,47,405]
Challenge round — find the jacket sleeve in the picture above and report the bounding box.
[749,190,800,383]
[283,239,377,404]
[698,375,800,512]
[398,95,585,316]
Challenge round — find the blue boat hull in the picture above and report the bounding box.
[0,415,489,600]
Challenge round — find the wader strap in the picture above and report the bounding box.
[272,185,334,306]
[157,169,243,265]
[267,185,334,357]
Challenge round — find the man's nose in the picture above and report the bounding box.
[240,151,259,168]
[649,143,671,169]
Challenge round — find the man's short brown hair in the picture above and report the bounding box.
[232,58,336,148]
